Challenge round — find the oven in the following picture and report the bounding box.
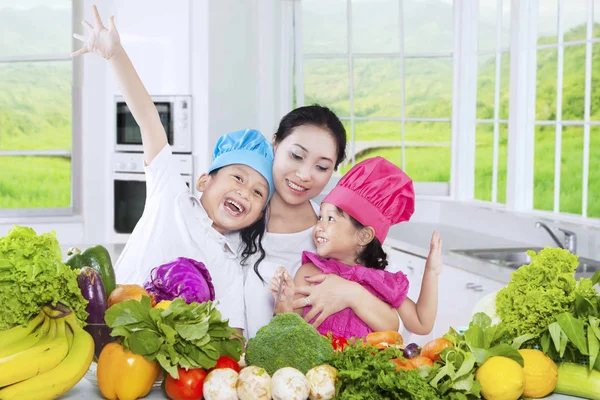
[115,95,192,153]
[113,153,193,235]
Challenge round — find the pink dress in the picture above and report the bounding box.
[301,251,409,339]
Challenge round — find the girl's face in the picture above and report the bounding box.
[313,202,362,265]
[197,164,268,234]
[272,125,338,206]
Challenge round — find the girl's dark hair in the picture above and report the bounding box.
[208,169,268,280]
[337,206,388,270]
[274,104,347,170]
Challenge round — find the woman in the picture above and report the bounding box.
[232,105,401,339]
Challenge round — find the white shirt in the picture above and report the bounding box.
[228,202,320,339]
[114,145,245,330]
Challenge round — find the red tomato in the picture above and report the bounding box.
[331,335,348,352]
[165,367,207,400]
[213,356,241,373]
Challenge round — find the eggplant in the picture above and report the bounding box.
[77,267,114,359]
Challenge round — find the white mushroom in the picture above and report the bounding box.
[271,367,310,400]
[306,365,337,400]
[236,366,272,400]
[203,368,239,400]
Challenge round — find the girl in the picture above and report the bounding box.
[235,107,403,339]
[72,6,274,333]
[271,157,443,338]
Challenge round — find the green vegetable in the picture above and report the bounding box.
[429,313,523,399]
[554,362,600,400]
[64,245,116,297]
[0,225,89,331]
[329,342,439,400]
[496,247,597,338]
[104,296,243,379]
[245,313,334,376]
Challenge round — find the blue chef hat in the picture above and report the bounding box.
[208,129,275,201]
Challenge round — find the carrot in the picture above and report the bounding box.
[421,338,453,361]
[391,356,433,371]
[365,331,404,348]
[391,357,414,371]
[410,356,434,368]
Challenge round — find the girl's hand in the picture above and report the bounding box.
[269,267,295,308]
[293,274,357,328]
[425,230,443,276]
[72,5,122,59]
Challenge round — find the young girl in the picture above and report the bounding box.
[72,6,274,333]
[271,157,443,338]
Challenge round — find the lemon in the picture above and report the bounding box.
[154,300,172,310]
[475,356,525,400]
[518,349,558,398]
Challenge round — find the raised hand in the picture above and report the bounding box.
[71,5,122,59]
[425,230,443,276]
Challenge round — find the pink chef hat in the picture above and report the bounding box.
[322,157,415,243]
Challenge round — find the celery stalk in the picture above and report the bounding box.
[553,363,600,400]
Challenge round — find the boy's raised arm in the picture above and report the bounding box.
[72,5,167,165]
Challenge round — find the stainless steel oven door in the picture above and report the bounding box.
[113,172,193,234]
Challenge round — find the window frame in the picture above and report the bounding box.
[0,0,82,218]
[292,0,600,224]
[294,0,455,196]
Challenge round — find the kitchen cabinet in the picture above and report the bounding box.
[385,247,505,345]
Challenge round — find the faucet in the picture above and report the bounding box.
[535,221,577,254]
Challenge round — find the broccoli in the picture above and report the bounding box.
[245,313,334,376]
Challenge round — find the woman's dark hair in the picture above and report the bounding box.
[337,206,388,270]
[208,169,268,280]
[274,104,347,170]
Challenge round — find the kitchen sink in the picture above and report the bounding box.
[452,247,600,275]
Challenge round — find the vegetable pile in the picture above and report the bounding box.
[329,341,439,400]
[0,225,89,330]
[104,296,243,378]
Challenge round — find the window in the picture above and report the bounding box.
[475,0,511,204]
[296,0,454,192]
[0,0,79,216]
[533,0,599,218]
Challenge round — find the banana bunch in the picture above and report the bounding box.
[0,305,94,400]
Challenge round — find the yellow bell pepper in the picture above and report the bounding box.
[97,342,161,400]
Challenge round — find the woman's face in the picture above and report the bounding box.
[272,124,338,206]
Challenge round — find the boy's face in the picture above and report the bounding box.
[197,164,268,234]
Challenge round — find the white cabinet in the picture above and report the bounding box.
[384,246,506,346]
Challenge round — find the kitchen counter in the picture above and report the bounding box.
[386,222,564,284]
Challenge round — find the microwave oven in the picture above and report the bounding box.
[115,95,192,153]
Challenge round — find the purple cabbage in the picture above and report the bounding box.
[143,257,215,304]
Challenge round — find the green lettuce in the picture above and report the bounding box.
[496,247,597,338]
[0,225,88,330]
